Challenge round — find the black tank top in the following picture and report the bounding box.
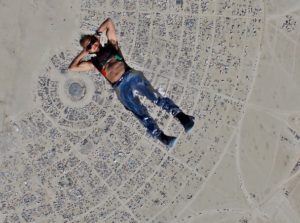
[90,41,132,78]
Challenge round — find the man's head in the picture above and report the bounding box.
[80,34,101,53]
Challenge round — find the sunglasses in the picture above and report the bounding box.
[86,36,98,50]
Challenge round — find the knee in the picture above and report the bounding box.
[153,93,164,105]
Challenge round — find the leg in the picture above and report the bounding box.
[115,78,178,148]
[132,71,182,117]
[132,71,195,133]
[115,83,162,138]
[120,91,177,148]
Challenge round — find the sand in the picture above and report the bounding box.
[0,0,300,222]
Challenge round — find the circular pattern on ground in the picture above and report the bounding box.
[66,80,86,101]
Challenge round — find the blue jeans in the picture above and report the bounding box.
[112,69,182,138]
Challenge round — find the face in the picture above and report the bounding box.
[82,36,100,53]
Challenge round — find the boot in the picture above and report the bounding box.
[175,112,195,133]
[157,132,177,150]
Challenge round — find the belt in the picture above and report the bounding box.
[111,69,132,88]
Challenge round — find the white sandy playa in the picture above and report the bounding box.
[0,0,81,124]
[0,0,300,222]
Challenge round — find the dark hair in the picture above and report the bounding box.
[79,34,93,46]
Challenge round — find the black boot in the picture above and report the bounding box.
[175,112,195,133]
[157,132,177,150]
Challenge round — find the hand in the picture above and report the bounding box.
[81,48,90,56]
[95,30,102,36]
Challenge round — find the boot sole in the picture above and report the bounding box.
[185,117,195,134]
[167,138,178,151]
